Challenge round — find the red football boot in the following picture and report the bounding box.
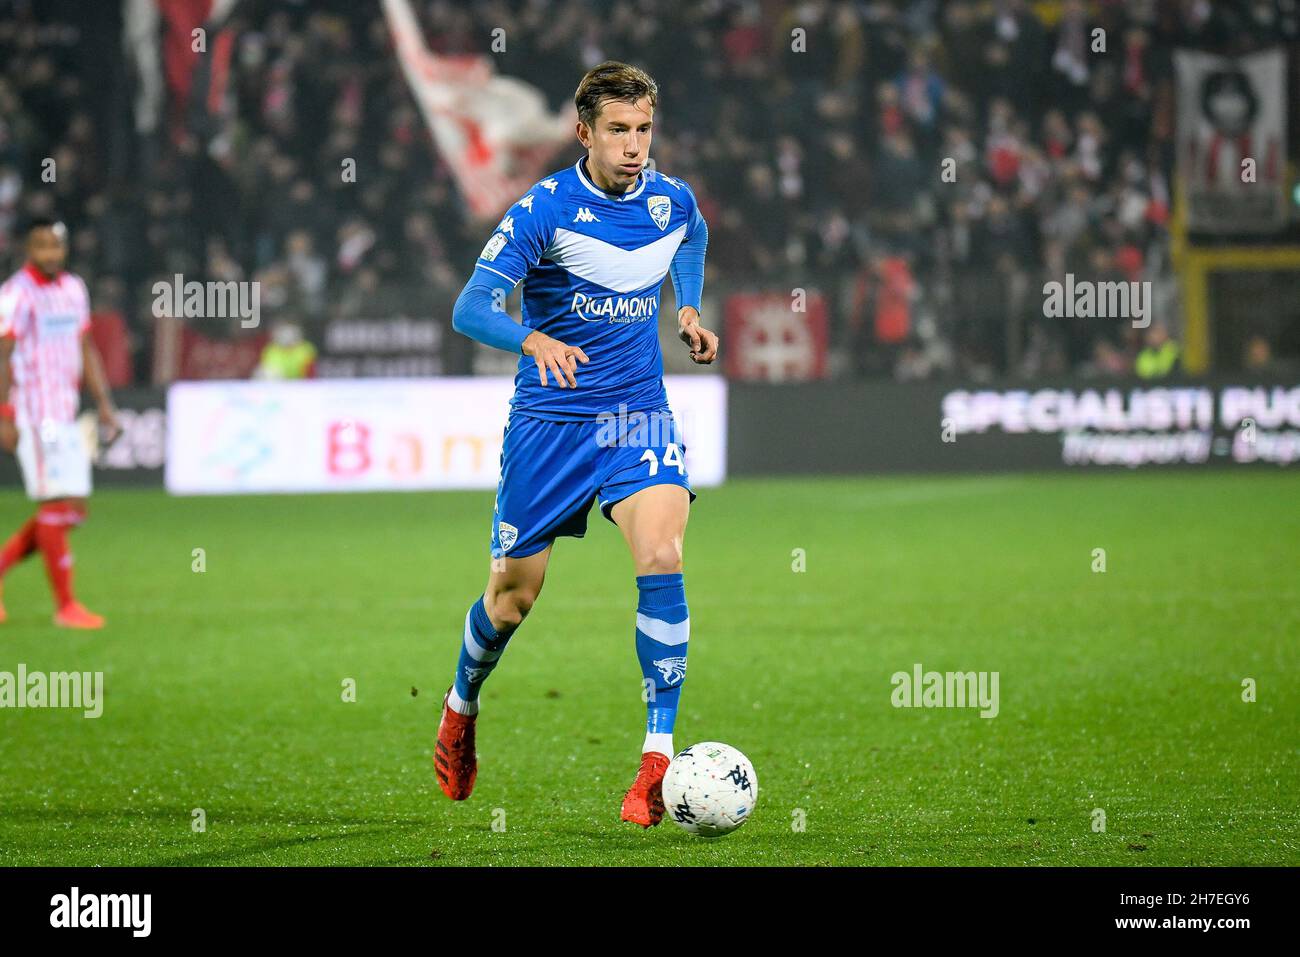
[54,601,105,630]
[434,688,478,801]
[620,751,671,827]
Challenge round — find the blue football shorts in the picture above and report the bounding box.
[489,407,696,560]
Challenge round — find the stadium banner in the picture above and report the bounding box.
[723,292,829,382]
[381,0,574,220]
[0,389,167,490]
[316,317,444,378]
[1175,48,1288,234]
[165,376,727,494]
[728,379,1300,474]
[152,315,269,382]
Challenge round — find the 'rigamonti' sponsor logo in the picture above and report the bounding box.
[570,291,657,323]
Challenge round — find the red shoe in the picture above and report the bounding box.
[434,688,478,801]
[54,601,105,630]
[0,581,7,623]
[621,751,671,828]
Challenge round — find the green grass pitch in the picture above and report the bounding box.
[0,473,1296,866]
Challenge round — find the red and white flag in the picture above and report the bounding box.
[382,0,575,220]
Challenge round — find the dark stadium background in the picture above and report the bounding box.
[4,1,1299,398]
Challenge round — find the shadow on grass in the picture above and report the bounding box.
[0,804,445,866]
[157,823,436,866]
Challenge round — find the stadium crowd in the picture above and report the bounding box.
[1,0,1296,382]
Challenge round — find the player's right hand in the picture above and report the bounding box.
[521,331,589,388]
[0,419,16,454]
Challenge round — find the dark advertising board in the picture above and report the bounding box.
[0,389,166,490]
[728,378,1300,474]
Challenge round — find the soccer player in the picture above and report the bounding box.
[436,61,718,827]
[0,218,120,628]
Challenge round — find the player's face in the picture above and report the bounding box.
[27,227,67,277]
[579,97,653,193]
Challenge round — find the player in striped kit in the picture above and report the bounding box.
[0,219,120,628]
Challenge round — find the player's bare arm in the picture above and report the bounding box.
[0,337,16,454]
[79,333,121,442]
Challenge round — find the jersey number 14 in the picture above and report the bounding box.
[640,443,685,476]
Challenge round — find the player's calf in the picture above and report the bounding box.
[433,593,525,801]
[619,572,689,827]
[35,501,104,627]
[482,582,537,633]
[633,573,689,756]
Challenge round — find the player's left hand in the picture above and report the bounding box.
[678,307,718,364]
[98,403,122,444]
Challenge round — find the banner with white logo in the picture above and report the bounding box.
[1175,48,1287,233]
[381,0,574,220]
[165,376,727,494]
[723,292,829,382]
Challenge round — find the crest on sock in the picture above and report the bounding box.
[652,655,687,685]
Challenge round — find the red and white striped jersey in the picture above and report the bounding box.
[0,264,91,427]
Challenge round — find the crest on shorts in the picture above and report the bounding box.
[647,195,671,231]
[498,521,518,551]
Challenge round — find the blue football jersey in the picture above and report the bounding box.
[472,158,706,420]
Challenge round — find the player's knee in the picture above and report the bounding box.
[486,585,538,632]
[636,539,683,575]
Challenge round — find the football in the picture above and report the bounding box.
[661,742,758,837]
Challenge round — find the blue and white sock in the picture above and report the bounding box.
[448,597,513,716]
[635,573,689,756]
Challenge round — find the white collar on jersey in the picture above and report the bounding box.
[574,159,648,202]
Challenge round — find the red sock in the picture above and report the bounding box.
[35,504,77,609]
[0,517,39,576]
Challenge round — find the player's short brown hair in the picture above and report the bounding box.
[574,61,658,128]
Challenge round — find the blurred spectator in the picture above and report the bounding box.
[255,321,317,379]
[1135,324,1180,379]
